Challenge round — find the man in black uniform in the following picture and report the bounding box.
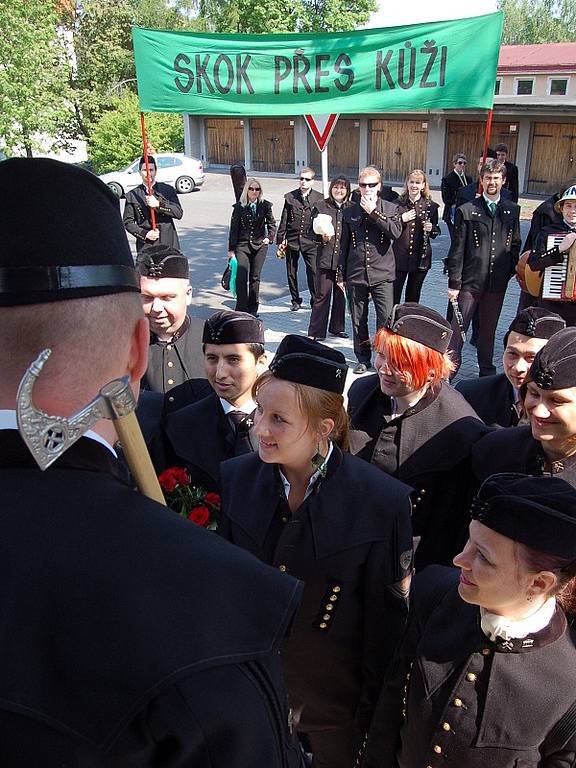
[455,152,511,207]
[137,244,209,413]
[123,155,183,253]
[447,159,521,377]
[277,167,323,310]
[441,153,473,241]
[456,307,565,427]
[340,165,402,374]
[496,142,520,202]
[0,158,303,767]
[154,310,267,493]
[473,327,576,488]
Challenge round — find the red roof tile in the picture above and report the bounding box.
[499,43,576,72]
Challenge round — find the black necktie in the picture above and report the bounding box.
[228,410,255,456]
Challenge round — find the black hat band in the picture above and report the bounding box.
[0,265,140,294]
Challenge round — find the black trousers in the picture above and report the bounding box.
[307,268,346,338]
[300,723,362,768]
[347,281,394,364]
[286,245,317,305]
[448,289,506,377]
[234,242,268,314]
[393,269,427,305]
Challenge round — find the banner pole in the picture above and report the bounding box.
[477,107,494,195]
[321,147,329,198]
[140,111,156,230]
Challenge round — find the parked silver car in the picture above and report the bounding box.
[98,153,205,198]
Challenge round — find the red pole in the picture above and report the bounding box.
[140,111,156,230]
[477,108,494,195]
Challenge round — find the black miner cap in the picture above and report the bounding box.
[471,473,576,560]
[529,327,576,390]
[504,306,565,347]
[202,310,264,345]
[0,158,139,307]
[268,335,347,394]
[386,303,452,354]
[137,244,189,280]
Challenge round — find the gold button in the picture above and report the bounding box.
[330,594,338,601]
[167,361,174,368]
[325,604,333,610]
[466,672,477,682]
[319,622,327,629]
[167,378,174,385]
[433,745,442,754]
[166,344,172,350]
[482,648,491,656]
[279,565,287,572]
[323,614,331,621]
[333,586,341,593]
[281,517,288,523]
[442,722,451,731]
[453,698,463,707]
[168,396,175,403]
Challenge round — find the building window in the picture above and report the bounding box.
[516,79,533,95]
[549,78,568,95]
[494,79,501,95]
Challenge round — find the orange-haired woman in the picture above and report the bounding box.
[347,302,490,569]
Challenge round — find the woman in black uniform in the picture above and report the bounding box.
[392,169,440,305]
[219,335,413,768]
[365,473,576,768]
[307,176,351,341]
[227,177,276,316]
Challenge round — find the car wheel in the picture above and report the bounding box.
[175,175,195,194]
[107,181,123,198]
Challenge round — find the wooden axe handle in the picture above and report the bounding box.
[114,411,166,505]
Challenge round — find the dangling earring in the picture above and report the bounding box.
[527,592,533,603]
[311,443,328,477]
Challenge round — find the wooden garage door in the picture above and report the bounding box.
[251,119,294,173]
[527,123,576,195]
[445,121,518,174]
[206,118,245,166]
[370,119,428,183]
[308,119,360,181]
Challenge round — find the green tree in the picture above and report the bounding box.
[499,0,576,44]
[0,0,73,156]
[88,92,184,173]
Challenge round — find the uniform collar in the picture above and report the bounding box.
[480,598,556,641]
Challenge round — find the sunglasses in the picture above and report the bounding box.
[456,160,467,165]
[248,186,261,191]
[300,176,313,181]
[359,181,379,188]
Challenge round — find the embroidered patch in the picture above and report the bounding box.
[400,549,413,571]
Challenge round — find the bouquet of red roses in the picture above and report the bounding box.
[158,467,220,529]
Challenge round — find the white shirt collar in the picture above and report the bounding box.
[219,398,256,416]
[279,442,334,502]
[483,194,501,206]
[480,597,556,641]
[0,409,117,457]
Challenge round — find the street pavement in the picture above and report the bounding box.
[126,171,532,389]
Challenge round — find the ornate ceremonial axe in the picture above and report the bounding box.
[16,348,166,505]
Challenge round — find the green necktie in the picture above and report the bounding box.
[250,202,256,216]
[488,201,497,217]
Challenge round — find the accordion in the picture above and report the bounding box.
[541,234,576,302]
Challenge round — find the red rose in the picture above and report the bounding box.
[158,467,190,493]
[188,505,210,527]
[205,492,221,508]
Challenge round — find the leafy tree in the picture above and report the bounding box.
[88,92,184,173]
[499,0,576,44]
[0,0,73,156]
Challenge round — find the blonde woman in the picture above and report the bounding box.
[227,178,276,316]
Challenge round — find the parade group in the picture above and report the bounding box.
[1,151,576,768]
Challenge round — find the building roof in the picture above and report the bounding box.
[499,43,576,73]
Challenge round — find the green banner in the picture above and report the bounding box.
[133,12,502,116]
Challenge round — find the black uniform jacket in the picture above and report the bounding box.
[528,221,576,326]
[348,376,490,569]
[447,196,522,293]
[456,182,511,208]
[456,373,520,428]
[219,446,413,733]
[504,159,520,202]
[141,315,209,413]
[441,170,473,223]
[310,197,351,271]
[523,194,563,252]
[365,566,576,768]
[277,188,323,250]
[153,391,255,492]
[228,198,277,250]
[472,424,576,487]
[340,199,403,286]
[123,182,183,252]
[0,430,303,767]
[393,197,440,272]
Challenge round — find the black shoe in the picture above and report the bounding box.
[308,336,325,342]
[291,301,301,311]
[353,362,369,374]
[329,331,349,339]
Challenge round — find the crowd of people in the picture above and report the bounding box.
[2,155,576,768]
